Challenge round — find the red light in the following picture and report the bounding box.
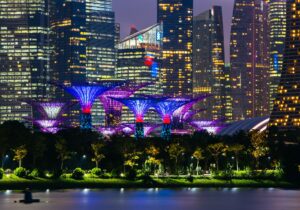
[136,115,144,123]
[144,58,153,67]
[163,115,171,124]
[82,107,91,114]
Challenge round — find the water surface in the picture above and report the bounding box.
[0,188,299,210]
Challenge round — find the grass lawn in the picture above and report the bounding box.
[0,174,297,190]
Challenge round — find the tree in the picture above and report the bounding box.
[227,144,245,171]
[91,142,105,168]
[31,134,47,168]
[250,131,269,169]
[124,151,142,169]
[55,138,71,170]
[207,143,227,171]
[12,145,28,167]
[166,143,185,175]
[192,147,205,175]
[145,146,161,174]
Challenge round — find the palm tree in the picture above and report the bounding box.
[91,142,105,168]
[227,144,244,171]
[192,147,205,175]
[207,143,227,171]
[166,143,185,175]
[12,145,28,167]
[55,138,71,170]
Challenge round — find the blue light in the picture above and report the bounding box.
[151,62,159,77]
[273,54,279,73]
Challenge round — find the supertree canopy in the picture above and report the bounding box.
[39,102,67,119]
[34,120,60,134]
[190,120,225,135]
[60,84,115,129]
[153,99,190,140]
[172,95,210,124]
[99,83,150,127]
[111,97,156,139]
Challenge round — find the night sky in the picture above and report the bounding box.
[113,0,235,62]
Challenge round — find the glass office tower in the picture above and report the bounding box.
[157,0,193,97]
[0,0,50,124]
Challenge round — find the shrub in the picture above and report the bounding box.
[186,175,194,183]
[91,168,102,178]
[14,167,27,178]
[29,169,42,178]
[100,173,111,179]
[0,168,4,179]
[71,168,85,180]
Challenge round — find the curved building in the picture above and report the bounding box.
[219,116,270,136]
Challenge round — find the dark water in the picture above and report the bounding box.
[0,188,300,210]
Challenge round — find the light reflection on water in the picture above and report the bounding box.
[0,188,300,210]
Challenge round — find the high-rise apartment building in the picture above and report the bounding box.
[269,0,300,130]
[157,0,193,97]
[0,0,50,124]
[230,0,270,121]
[268,0,286,112]
[193,6,230,121]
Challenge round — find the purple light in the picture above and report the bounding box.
[190,120,225,135]
[154,99,189,124]
[34,120,60,134]
[64,85,112,114]
[173,95,210,120]
[99,83,150,126]
[111,97,155,123]
[39,102,66,119]
[121,124,159,137]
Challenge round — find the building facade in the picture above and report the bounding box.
[0,0,50,124]
[269,0,300,130]
[193,6,230,121]
[268,0,286,112]
[157,0,193,97]
[230,0,270,121]
[116,24,163,124]
[50,0,116,126]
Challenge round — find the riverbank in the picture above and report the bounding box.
[0,175,297,190]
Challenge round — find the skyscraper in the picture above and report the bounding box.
[0,0,50,124]
[157,0,193,96]
[268,0,286,112]
[116,24,163,124]
[230,0,270,121]
[193,6,229,121]
[50,0,116,126]
[269,0,300,130]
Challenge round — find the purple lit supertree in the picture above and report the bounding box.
[34,119,60,134]
[58,84,115,129]
[190,120,225,135]
[172,95,210,128]
[111,97,156,139]
[24,101,71,133]
[27,101,68,119]
[153,99,190,140]
[99,83,150,127]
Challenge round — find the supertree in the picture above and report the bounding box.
[99,83,150,127]
[172,95,210,128]
[24,101,71,133]
[111,97,156,139]
[27,101,69,119]
[58,84,116,129]
[190,120,225,135]
[153,98,190,140]
[33,119,60,134]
